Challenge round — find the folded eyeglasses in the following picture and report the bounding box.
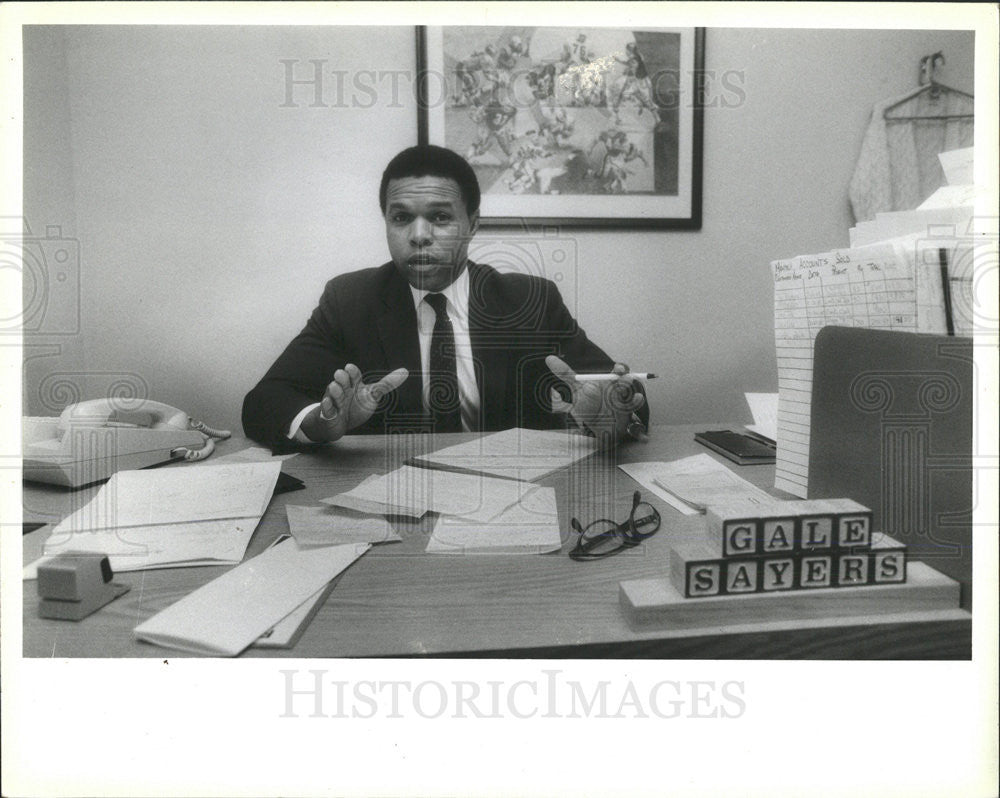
[568,491,661,561]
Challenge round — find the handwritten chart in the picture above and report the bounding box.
[771,244,919,497]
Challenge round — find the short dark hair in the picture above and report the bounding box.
[379,145,481,216]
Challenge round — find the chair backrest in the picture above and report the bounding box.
[809,325,974,608]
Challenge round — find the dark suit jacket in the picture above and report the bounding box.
[242,260,644,446]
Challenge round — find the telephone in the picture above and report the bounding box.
[23,399,232,488]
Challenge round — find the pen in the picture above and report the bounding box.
[576,372,657,381]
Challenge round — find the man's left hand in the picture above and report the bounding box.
[545,355,645,447]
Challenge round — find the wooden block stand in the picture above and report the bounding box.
[620,562,960,629]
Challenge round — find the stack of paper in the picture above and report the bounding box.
[619,455,774,516]
[135,537,368,656]
[412,428,598,481]
[29,461,282,574]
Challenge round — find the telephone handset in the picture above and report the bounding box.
[24,399,232,487]
[58,399,231,459]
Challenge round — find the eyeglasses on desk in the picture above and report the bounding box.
[568,490,661,561]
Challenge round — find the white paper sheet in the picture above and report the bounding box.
[285,504,402,547]
[938,146,973,186]
[134,539,369,656]
[323,465,535,522]
[252,584,329,648]
[744,393,778,442]
[253,535,333,649]
[413,428,598,481]
[426,486,562,554]
[619,455,775,516]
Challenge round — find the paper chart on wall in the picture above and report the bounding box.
[771,244,928,498]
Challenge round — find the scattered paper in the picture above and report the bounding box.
[619,455,774,516]
[252,582,330,649]
[426,486,562,554]
[743,393,778,442]
[323,465,535,522]
[286,504,401,547]
[253,535,334,649]
[134,538,368,656]
[53,461,281,533]
[413,428,598,482]
[34,461,281,573]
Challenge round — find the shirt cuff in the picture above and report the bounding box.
[288,403,321,443]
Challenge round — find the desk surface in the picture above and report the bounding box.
[22,425,971,659]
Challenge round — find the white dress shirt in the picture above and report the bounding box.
[289,265,481,441]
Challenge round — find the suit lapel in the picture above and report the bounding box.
[468,262,510,431]
[376,266,424,418]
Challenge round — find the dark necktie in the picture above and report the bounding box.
[424,293,463,432]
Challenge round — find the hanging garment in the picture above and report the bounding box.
[849,88,973,223]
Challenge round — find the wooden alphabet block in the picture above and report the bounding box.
[760,558,796,591]
[761,518,796,553]
[725,560,759,593]
[800,555,832,588]
[686,563,721,597]
[705,499,873,558]
[836,553,869,586]
[872,548,907,583]
[800,516,833,550]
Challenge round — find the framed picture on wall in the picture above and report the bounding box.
[417,25,704,229]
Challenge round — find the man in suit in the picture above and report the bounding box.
[242,145,646,448]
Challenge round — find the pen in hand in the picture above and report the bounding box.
[576,372,657,382]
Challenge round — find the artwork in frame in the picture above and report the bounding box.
[417,26,704,229]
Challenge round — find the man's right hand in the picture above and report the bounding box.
[301,364,409,443]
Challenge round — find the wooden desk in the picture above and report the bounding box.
[22,425,971,659]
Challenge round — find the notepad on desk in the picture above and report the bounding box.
[694,430,775,465]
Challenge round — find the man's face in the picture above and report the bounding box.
[384,175,479,293]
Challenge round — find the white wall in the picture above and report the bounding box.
[23,26,975,431]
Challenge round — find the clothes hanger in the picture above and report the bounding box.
[883,52,974,121]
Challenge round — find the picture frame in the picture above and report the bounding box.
[417,25,705,229]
